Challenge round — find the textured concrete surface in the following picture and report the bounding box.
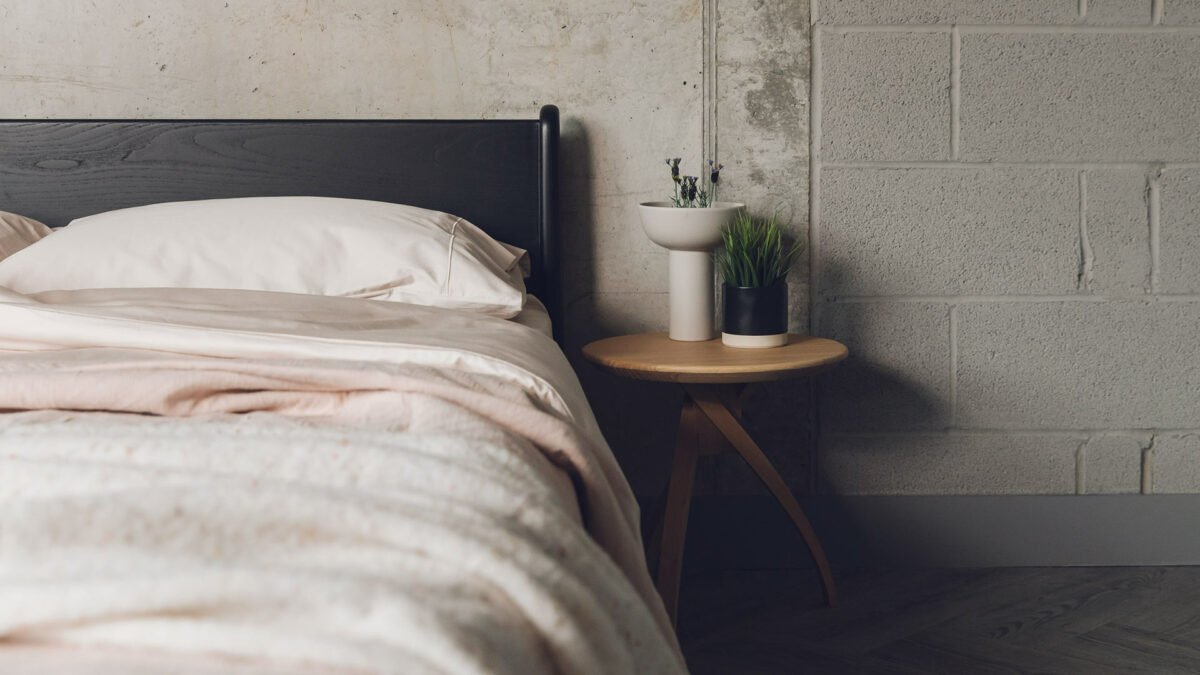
[818,302,951,431]
[819,31,949,161]
[1084,0,1154,24]
[1082,435,1148,494]
[1085,169,1151,295]
[814,0,1078,24]
[818,168,1079,296]
[1159,169,1200,294]
[1151,434,1200,493]
[676,1,818,495]
[0,0,702,307]
[960,33,1200,161]
[819,433,1080,495]
[1162,0,1200,24]
[956,302,1200,429]
[717,0,811,334]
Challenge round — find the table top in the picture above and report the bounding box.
[581,332,849,384]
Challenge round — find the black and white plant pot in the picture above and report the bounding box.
[721,280,788,348]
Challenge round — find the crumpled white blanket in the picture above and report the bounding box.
[0,287,686,674]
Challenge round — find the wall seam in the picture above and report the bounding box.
[1152,0,1164,25]
[823,160,1200,169]
[702,0,718,167]
[959,24,1198,33]
[810,23,824,333]
[1078,170,1094,291]
[1075,438,1088,494]
[809,4,824,495]
[1079,0,1088,21]
[950,26,960,159]
[948,305,958,429]
[1141,435,1157,494]
[822,25,950,33]
[824,24,1200,34]
[1148,166,1162,294]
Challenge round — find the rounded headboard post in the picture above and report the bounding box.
[538,105,562,345]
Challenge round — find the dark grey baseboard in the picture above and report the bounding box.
[679,494,1200,571]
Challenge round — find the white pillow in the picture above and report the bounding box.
[0,197,527,317]
[0,211,53,260]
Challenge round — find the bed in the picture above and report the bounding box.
[0,108,685,674]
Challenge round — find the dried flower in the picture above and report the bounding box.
[666,157,682,184]
[662,157,726,207]
[709,160,723,186]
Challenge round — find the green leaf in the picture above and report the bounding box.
[714,209,804,287]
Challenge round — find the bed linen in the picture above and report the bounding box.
[0,211,52,259]
[510,296,554,339]
[0,197,529,317]
[0,287,685,675]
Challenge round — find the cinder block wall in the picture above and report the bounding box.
[811,0,1200,495]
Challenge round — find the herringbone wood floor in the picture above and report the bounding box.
[678,567,1200,674]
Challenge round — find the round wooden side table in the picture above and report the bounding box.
[582,332,849,625]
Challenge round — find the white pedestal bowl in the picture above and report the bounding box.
[638,201,745,341]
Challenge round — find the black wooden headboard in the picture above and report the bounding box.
[0,105,561,343]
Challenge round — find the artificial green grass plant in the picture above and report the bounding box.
[714,210,803,288]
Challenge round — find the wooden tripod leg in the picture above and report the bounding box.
[656,396,702,627]
[643,477,668,574]
[686,384,839,607]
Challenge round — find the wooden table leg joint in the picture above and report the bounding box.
[655,383,838,627]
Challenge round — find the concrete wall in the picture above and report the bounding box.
[812,0,1200,495]
[573,1,814,497]
[0,0,813,497]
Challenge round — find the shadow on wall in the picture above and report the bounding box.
[556,116,685,499]
[813,260,950,495]
[813,268,1052,499]
[819,363,946,433]
[557,115,596,321]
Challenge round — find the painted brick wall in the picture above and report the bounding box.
[811,0,1200,495]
